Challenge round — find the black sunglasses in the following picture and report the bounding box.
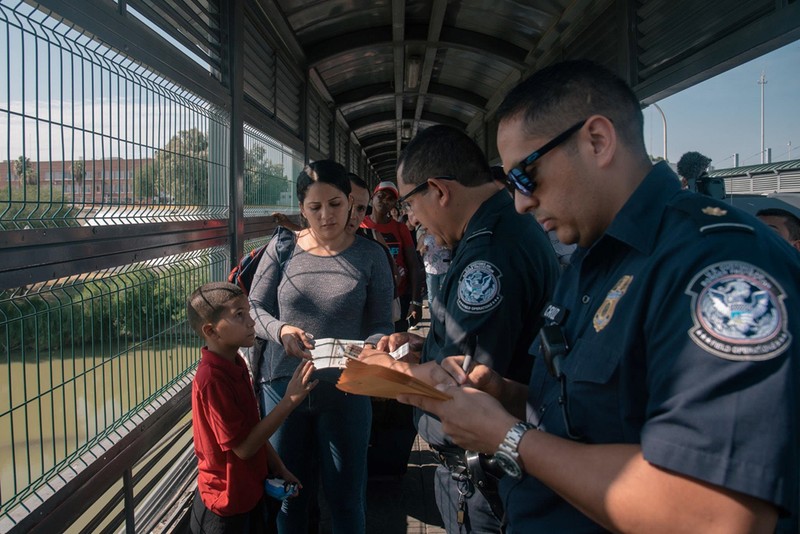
[506,119,587,196]
[397,176,456,211]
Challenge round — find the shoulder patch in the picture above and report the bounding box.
[457,260,503,314]
[685,261,791,361]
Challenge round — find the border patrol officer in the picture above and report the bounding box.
[399,60,798,533]
[384,124,560,533]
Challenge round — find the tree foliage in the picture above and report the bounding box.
[244,145,290,206]
[12,156,38,185]
[134,128,209,204]
[71,158,85,185]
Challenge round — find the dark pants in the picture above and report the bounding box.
[368,398,417,477]
[433,465,503,534]
[190,489,271,534]
[394,293,411,332]
[259,379,371,534]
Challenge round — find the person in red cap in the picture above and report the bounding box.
[362,181,422,332]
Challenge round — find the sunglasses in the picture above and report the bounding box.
[397,176,456,212]
[506,119,587,196]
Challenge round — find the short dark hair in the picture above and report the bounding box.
[497,60,646,154]
[757,208,800,241]
[347,172,369,191]
[186,282,244,336]
[297,160,351,203]
[397,125,491,187]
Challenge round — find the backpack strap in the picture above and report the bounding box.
[272,225,297,273]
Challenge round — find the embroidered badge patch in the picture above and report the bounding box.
[686,261,791,361]
[593,275,634,332]
[457,261,502,313]
[701,206,727,216]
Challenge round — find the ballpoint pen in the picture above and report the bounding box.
[462,333,476,372]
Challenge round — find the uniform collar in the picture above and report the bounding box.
[201,346,247,379]
[462,190,512,243]
[602,161,680,255]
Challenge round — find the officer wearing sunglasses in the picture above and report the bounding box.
[399,60,799,533]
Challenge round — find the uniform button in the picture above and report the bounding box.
[581,295,590,304]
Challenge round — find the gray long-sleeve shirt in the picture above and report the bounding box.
[249,234,394,381]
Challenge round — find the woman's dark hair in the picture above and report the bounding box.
[296,160,351,203]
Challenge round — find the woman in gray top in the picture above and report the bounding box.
[250,160,394,534]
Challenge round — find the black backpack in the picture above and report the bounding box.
[229,225,296,294]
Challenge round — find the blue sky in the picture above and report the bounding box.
[643,39,800,169]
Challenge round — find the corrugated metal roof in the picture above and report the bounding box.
[252,0,800,181]
[710,159,800,178]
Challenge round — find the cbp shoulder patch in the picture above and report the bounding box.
[685,261,791,361]
[457,260,502,314]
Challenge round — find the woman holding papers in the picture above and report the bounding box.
[249,160,394,534]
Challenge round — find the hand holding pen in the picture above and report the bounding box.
[461,333,477,373]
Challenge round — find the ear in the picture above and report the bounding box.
[201,322,216,339]
[428,177,452,206]
[583,114,616,168]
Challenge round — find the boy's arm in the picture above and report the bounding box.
[231,396,296,460]
[231,360,316,460]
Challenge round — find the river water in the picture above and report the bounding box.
[0,344,196,511]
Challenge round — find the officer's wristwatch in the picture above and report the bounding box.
[493,421,536,479]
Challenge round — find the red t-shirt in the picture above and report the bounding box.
[362,216,414,295]
[192,348,268,516]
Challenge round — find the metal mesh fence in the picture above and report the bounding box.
[0,247,226,515]
[243,123,302,217]
[0,0,229,230]
[0,0,304,524]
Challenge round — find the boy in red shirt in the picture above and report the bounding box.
[186,282,317,533]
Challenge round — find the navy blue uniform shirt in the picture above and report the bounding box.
[503,162,799,532]
[417,189,560,446]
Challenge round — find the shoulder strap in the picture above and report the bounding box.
[272,225,297,272]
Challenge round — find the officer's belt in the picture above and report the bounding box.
[430,444,504,520]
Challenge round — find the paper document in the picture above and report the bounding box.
[309,338,364,370]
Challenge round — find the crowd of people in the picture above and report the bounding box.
[185,59,799,534]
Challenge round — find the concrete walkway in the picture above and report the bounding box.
[364,436,446,534]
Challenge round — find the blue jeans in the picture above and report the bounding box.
[259,378,371,534]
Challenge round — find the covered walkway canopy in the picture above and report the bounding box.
[42,0,800,180]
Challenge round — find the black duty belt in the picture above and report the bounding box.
[430,444,505,522]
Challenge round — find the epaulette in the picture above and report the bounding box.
[668,192,755,235]
[464,227,493,243]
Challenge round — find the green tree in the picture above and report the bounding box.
[153,128,209,204]
[71,158,85,185]
[12,156,38,185]
[244,146,289,206]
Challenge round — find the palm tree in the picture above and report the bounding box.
[12,156,38,185]
[72,158,85,185]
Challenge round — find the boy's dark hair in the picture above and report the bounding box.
[397,124,491,187]
[297,160,351,203]
[757,208,800,241]
[186,282,244,336]
[497,59,646,155]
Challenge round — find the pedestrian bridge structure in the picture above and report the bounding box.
[1,1,799,531]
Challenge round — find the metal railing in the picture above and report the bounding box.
[0,0,304,530]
